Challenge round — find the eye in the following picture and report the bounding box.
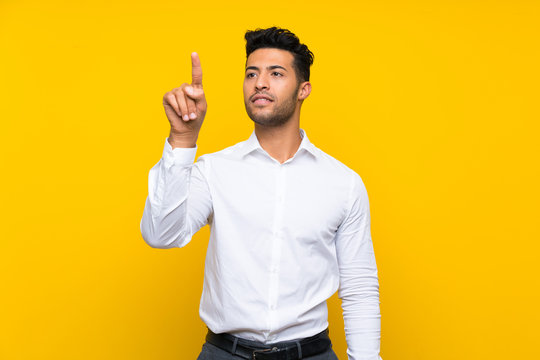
[272,72,283,76]
[246,73,256,78]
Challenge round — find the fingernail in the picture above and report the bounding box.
[183,115,189,121]
[190,113,196,119]
[186,87,193,95]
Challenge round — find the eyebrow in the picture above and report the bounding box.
[245,65,288,72]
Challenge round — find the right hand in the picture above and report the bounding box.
[163,52,207,146]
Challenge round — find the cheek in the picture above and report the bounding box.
[279,82,295,97]
[243,84,249,101]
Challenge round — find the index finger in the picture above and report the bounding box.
[191,52,203,87]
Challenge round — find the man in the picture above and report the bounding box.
[140,27,382,360]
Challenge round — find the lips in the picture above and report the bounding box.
[251,94,274,104]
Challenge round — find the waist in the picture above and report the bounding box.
[200,294,334,343]
[200,308,330,344]
[205,327,332,360]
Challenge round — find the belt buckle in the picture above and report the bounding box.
[252,346,278,360]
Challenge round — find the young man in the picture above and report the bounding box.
[140,27,382,360]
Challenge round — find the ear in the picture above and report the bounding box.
[297,81,312,101]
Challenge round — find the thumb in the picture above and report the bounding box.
[185,85,205,101]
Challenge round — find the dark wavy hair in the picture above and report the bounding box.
[245,27,314,84]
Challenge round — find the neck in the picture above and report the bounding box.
[254,118,302,164]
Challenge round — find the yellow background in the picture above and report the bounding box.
[1,0,539,359]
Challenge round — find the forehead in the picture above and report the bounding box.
[246,48,294,68]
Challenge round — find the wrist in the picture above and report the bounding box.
[168,132,197,149]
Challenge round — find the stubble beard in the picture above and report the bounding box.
[245,86,299,127]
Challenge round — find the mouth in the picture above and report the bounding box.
[251,94,274,105]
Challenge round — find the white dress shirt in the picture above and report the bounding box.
[140,128,382,360]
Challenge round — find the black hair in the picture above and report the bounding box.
[245,27,314,83]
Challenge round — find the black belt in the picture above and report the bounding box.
[205,328,332,360]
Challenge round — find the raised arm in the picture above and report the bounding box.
[335,172,382,360]
[140,52,212,249]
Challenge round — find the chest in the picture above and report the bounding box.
[207,157,350,240]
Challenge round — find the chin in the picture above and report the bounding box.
[250,114,290,127]
[245,101,293,127]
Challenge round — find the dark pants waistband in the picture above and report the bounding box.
[205,328,332,360]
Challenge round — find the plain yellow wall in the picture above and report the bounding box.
[1,0,538,359]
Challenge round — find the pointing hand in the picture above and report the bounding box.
[163,52,207,147]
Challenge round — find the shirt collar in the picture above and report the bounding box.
[239,128,318,159]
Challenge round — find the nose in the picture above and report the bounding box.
[255,73,269,91]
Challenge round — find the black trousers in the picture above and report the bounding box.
[196,331,339,360]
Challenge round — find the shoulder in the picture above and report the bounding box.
[313,145,369,202]
[315,146,364,181]
[194,138,249,165]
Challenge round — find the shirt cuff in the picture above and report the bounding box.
[163,137,197,167]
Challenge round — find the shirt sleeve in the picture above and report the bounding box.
[334,172,382,360]
[140,137,213,249]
